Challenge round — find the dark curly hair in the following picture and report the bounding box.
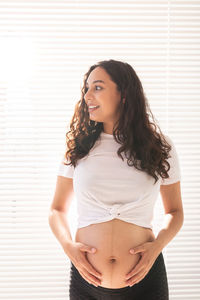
[64,59,172,185]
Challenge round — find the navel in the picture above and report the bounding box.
[109,256,117,263]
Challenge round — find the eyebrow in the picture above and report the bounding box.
[85,80,105,86]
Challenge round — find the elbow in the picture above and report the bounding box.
[48,209,53,225]
[178,206,184,226]
[48,207,56,224]
[181,210,184,227]
[176,209,184,228]
[169,209,184,228]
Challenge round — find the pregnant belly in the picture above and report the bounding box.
[74,218,156,288]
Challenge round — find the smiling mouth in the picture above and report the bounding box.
[88,106,100,112]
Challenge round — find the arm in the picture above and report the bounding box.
[125,180,184,286]
[48,175,74,254]
[154,180,184,252]
[48,175,102,286]
[49,209,74,252]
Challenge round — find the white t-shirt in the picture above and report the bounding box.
[57,132,181,229]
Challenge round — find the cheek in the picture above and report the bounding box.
[102,105,120,120]
[98,93,120,114]
[110,102,121,114]
[102,104,116,114]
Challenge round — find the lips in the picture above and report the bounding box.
[88,105,100,112]
[87,104,99,108]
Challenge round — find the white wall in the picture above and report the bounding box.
[0,1,199,299]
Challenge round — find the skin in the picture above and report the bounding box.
[49,67,184,288]
[75,219,157,288]
[84,66,125,134]
[81,67,184,287]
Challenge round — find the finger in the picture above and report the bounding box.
[83,267,102,284]
[125,260,144,279]
[80,244,97,254]
[79,269,99,287]
[127,269,148,286]
[81,258,102,279]
[132,244,145,254]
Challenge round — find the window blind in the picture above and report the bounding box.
[0,0,199,299]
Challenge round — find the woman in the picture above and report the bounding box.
[49,59,184,300]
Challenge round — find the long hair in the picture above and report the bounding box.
[64,59,172,185]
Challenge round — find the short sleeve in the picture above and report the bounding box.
[160,135,181,185]
[57,155,74,178]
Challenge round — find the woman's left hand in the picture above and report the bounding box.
[125,240,162,287]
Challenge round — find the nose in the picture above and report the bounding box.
[84,89,94,104]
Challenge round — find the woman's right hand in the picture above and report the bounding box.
[64,242,102,287]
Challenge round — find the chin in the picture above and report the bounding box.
[90,117,102,123]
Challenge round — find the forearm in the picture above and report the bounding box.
[48,209,74,253]
[154,210,184,252]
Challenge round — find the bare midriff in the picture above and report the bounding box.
[75,218,156,288]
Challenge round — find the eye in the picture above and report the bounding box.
[84,85,102,93]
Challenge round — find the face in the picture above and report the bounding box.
[84,67,123,133]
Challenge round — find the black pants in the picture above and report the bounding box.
[69,252,169,300]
